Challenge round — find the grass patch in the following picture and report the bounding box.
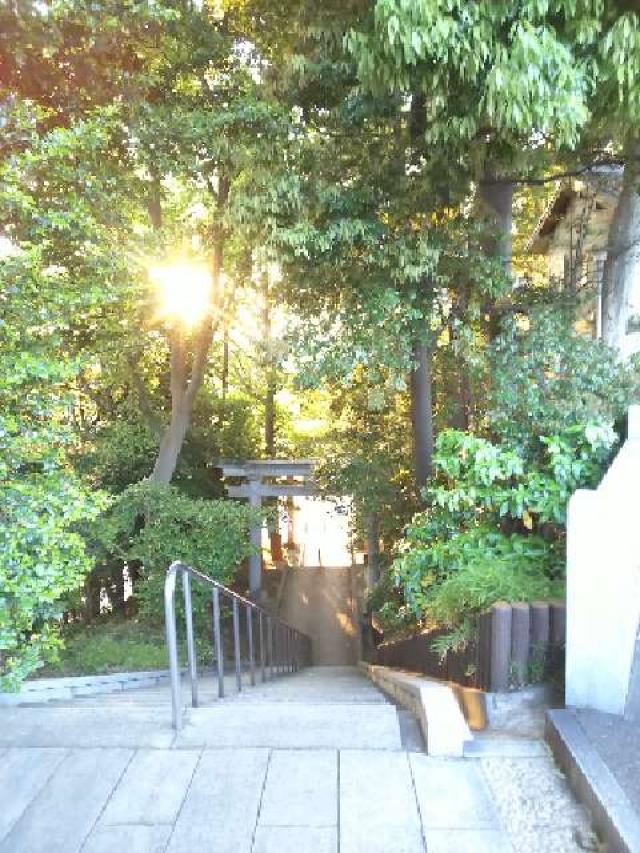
[37,618,171,678]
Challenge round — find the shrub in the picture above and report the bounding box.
[94,481,263,622]
[380,309,640,654]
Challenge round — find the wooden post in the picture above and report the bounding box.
[550,600,566,647]
[530,601,551,681]
[510,603,531,688]
[490,602,512,692]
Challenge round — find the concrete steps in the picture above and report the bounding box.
[175,701,403,750]
[278,567,362,665]
[4,667,406,752]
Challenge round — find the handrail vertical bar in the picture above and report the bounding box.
[289,629,293,672]
[285,628,289,673]
[164,564,181,730]
[278,623,283,674]
[165,562,311,728]
[232,596,242,692]
[246,604,255,686]
[274,622,279,674]
[259,611,266,682]
[269,616,274,677]
[291,629,298,672]
[212,586,224,698]
[182,571,198,707]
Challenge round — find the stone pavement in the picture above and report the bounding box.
[0,667,597,852]
[576,707,640,814]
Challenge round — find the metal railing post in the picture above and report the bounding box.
[164,562,310,729]
[246,603,255,686]
[259,611,266,682]
[164,563,182,730]
[285,627,290,673]
[183,571,198,707]
[232,596,242,692]
[269,616,274,678]
[290,629,294,673]
[212,586,224,698]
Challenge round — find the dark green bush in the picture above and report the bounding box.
[94,481,263,623]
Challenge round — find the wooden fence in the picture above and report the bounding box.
[370,600,566,692]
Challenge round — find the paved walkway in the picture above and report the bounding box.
[0,667,596,852]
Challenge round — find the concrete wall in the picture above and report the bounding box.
[566,406,640,715]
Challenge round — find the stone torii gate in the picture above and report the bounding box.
[217,459,316,595]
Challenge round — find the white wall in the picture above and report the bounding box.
[566,406,640,714]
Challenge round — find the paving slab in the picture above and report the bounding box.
[546,708,640,852]
[258,749,337,827]
[0,747,132,853]
[100,749,200,825]
[82,825,172,853]
[0,748,68,841]
[175,703,401,750]
[166,748,269,853]
[423,828,513,852]
[410,755,500,831]
[339,750,424,853]
[576,708,640,815]
[252,826,337,853]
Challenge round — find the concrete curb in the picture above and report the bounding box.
[360,662,472,757]
[0,669,175,706]
[546,708,640,853]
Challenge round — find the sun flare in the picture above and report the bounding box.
[150,261,212,328]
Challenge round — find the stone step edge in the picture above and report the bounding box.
[546,708,640,853]
[0,669,182,706]
[359,662,473,757]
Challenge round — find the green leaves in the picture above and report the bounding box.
[92,481,263,623]
[0,246,109,689]
[347,0,593,148]
[382,309,639,642]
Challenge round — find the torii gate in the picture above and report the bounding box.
[217,459,316,595]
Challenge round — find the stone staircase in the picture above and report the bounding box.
[3,667,411,751]
[278,566,363,665]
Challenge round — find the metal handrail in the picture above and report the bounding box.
[164,561,311,729]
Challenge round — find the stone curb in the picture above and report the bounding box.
[359,662,472,757]
[546,708,640,853]
[0,669,175,706]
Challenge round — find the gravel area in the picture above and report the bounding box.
[481,754,601,852]
[576,708,640,816]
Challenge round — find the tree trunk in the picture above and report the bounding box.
[601,138,640,357]
[478,164,514,339]
[366,512,381,588]
[150,175,229,484]
[478,167,514,272]
[263,270,276,456]
[222,331,229,402]
[408,93,435,493]
[410,339,434,491]
[150,396,192,483]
